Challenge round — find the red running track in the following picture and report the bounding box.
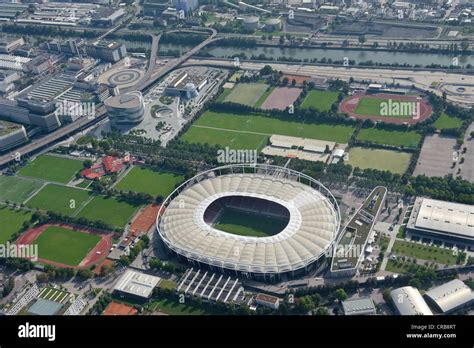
[16,223,113,269]
[339,93,433,125]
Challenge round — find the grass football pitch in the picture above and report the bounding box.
[357,128,421,148]
[26,184,91,216]
[213,208,288,237]
[0,175,43,204]
[34,226,101,266]
[18,155,84,184]
[115,167,184,197]
[347,147,412,174]
[354,97,413,119]
[223,83,270,106]
[76,196,141,228]
[300,90,339,111]
[0,206,33,244]
[183,111,355,147]
[433,112,463,130]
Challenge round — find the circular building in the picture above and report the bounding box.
[243,16,260,30]
[104,91,145,125]
[156,164,340,281]
[264,18,282,31]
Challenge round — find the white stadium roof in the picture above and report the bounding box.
[425,279,474,313]
[157,165,340,275]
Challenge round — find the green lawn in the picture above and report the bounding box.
[301,90,339,111]
[18,155,84,183]
[223,83,270,106]
[76,180,92,189]
[357,128,421,148]
[214,208,288,237]
[354,97,415,119]
[185,111,355,144]
[181,126,269,150]
[392,240,458,265]
[433,112,463,130]
[347,147,412,174]
[255,86,275,108]
[26,184,91,216]
[34,226,100,266]
[77,196,141,228]
[146,298,208,315]
[115,167,184,197]
[0,175,43,204]
[0,206,33,244]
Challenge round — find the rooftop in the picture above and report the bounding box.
[425,279,474,313]
[0,120,22,136]
[114,270,161,299]
[409,197,474,239]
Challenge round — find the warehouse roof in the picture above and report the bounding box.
[391,286,432,315]
[409,197,474,238]
[425,279,474,313]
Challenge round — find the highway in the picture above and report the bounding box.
[0,107,107,167]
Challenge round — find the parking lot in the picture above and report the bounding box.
[413,134,458,178]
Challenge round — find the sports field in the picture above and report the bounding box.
[26,184,91,215]
[347,147,412,174]
[0,206,33,244]
[115,167,184,197]
[354,97,413,119]
[184,111,355,146]
[213,208,288,237]
[0,175,43,204]
[300,90,339,111]
[18,155,84,184]
[77,196,140,228]
[181,126,269,150]
[357,128,421,148]
[222,83,269,106]
[34,226,101,266]
[433,112,463,130]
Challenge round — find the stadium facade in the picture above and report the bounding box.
[156,164,341,282]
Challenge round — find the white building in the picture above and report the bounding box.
[113,270,161,299]
[390,286,433,315]
[425,279,474,314]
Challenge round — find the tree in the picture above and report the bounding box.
[314,306,329,315]
[259,65,273,76]
[334,288,348,302]
[460,39,469,51]
[358,35,366,45]
[83,159,93,168]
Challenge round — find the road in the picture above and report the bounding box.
[0,107,107,167]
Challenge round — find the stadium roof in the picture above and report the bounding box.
[408,197,474,239]
[390,286,433,315]
[425,279,474,313]
[158,166,340,274]
[28,298,64,316]
[114,270,161,299]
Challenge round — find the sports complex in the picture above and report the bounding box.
[340,93,433,125]
[156,164,341,281]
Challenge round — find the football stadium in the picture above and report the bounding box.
[156,164,341,281]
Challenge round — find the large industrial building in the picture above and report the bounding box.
[104,91,145,125]
[113,270,161,300]
[156,164,340,281]
[165,70,208,99]
[406,197,474,251]
[390,286,433,315]
[0,120,28,152]
[85,41,127,63]
[424,279,474,314]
